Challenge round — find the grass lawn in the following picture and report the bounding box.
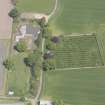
[54,35,103,68]
[42,68,105,105]
[16,0,55,14]
[7,53,31,96]
[50,0,105,34]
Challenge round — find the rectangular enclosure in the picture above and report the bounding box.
[55,35,103,68]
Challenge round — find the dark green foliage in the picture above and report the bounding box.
[15,41,27,52]
[9,8,19,19]
[44,51,54,59]
[20,96,26,102]
[3,58,14,70]
[36,17,46,28]
[43,59,55,71]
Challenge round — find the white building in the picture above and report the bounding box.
[16,24,41,42]
[39,100,52,105]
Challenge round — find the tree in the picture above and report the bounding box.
[43,51,54,59]
[3,58,14,70]
[43,60,50,71]
[36,17,46,28]
[51,36,60,43]
[43,27,52,39]
[24,50,40,67]
[43,59,55,71]
[15,41,27,52]
[9,8,19,19]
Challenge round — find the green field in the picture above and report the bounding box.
[54,35,103,68]
[16,0,55,13]
[42,68,105,105]
[7,53,31,96]
[51,0,105,34]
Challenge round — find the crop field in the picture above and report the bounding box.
[51,0,105,34]
[42,68,105,105]
[16,0,55,13]
[54,35,103,68]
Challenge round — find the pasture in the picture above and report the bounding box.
[51,0,105,34]
[16,0,55,14]
[7,53,31,96]
[42,68,105,105]
[54,35,103,68]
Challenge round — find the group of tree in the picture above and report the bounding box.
[24,50,41,67]
[43,59,55,71]
[36,18,61,71]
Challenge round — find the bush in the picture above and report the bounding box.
[15,41,27,52]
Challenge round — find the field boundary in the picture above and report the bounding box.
[94,35,105,66]
[61,33,95,37]
[55,65,105,71]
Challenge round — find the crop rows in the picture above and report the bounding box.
[55,35,103,68]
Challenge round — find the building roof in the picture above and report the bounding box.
[39,100,52,105]
[19,24,41,40]
[26,24,40,35]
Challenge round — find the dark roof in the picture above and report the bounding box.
[26,25,39,34]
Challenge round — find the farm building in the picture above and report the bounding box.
[15,24,41,49]
[16,24,41,42]
[39,100,52,105]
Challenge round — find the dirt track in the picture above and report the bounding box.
[0,0,12,39]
